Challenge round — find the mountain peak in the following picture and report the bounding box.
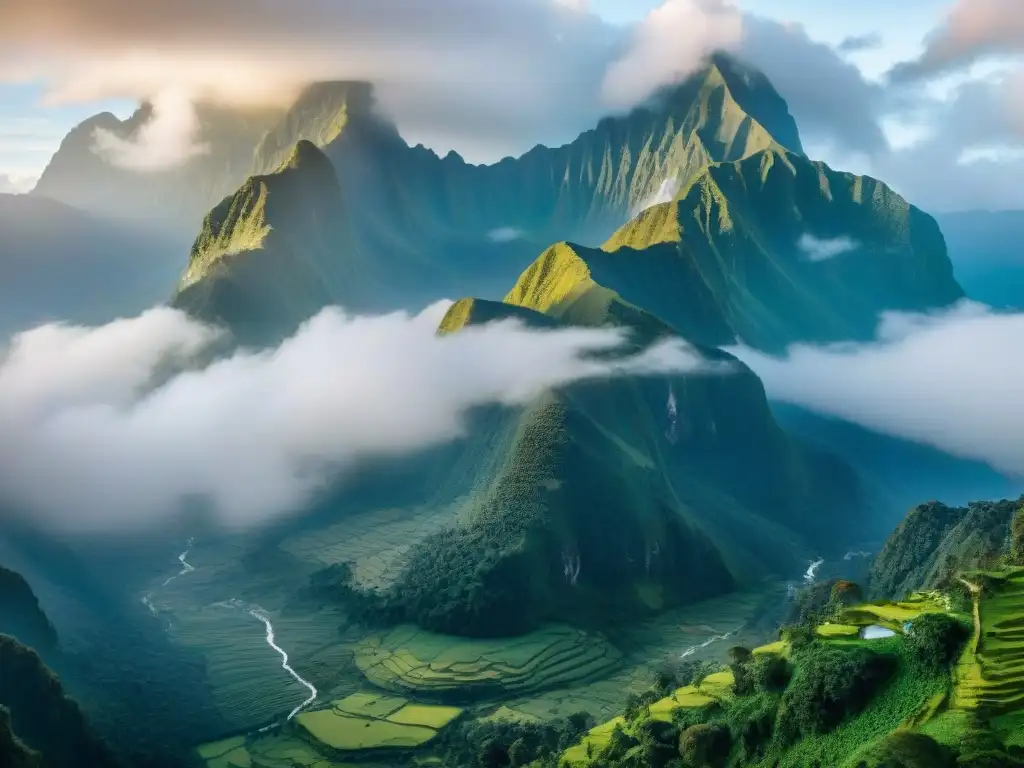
[282,139,333,174]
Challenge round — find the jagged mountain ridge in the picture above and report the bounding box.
[170,54,819,342]
[172,55,962,355]
[604,147,963,350]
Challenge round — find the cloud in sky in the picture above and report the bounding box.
[0,174,35,193]
[0,302,719,532]
[487,227,526,243]
[731,300,1024,478]
[601,0,743,109]
[888,0,1024,81]
[797,233,859,262]
[6,0,1023,210]
[91,88,210,171]
[837,32,884,54]
[0,0,901,169]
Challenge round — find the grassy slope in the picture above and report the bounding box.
[949,569,1024,745]
[173,140,375,343]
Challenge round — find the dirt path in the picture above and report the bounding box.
[952,576,982,710]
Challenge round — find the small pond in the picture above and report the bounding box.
[860,624,896,639]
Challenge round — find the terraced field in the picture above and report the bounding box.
[837,592,949,633]
[355,624,623,700]
[196,693,463,766]
[561,670,736,765]
[952,568,1024,739]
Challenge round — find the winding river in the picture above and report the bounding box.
[246,606,318,727]
[145,540,319,728]
[680,630,734,659]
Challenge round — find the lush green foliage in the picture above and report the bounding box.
[1010,506,1024,565]
[438,712,592,767]
[852,731,954,768]
[870,498,1022,598]
[905,613,969,672]
[678,723,730,767]
[776,645,897,744]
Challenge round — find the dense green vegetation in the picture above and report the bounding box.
[870,498,1023,599]
[438,712,593,767]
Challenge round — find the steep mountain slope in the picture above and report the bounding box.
[0,564,58,655]
[604,147,963,351]
[331,295,863,637]
[0,635,121,768]
[32,102,281,232]
[172,140,372,343]
[869,497,1023,598]
[0,564,120,768]
[0,194,185,336]
[771,403,1021,517]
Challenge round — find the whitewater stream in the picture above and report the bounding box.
[680,630,735,659]
[247,606,318,727]
[141,538,196,614]
[144,539,319,728]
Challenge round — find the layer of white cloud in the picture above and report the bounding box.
[487,227,526,243]
[91,87,210,171]
[601,0,743,109]
[0,302,719,532]
[731,300,1024,478]
[0,174,35,193]
[797,233,859,262]
[889,0,1024,81]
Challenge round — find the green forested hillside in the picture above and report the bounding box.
[321,293,863,638]
[870,498,1024,599]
